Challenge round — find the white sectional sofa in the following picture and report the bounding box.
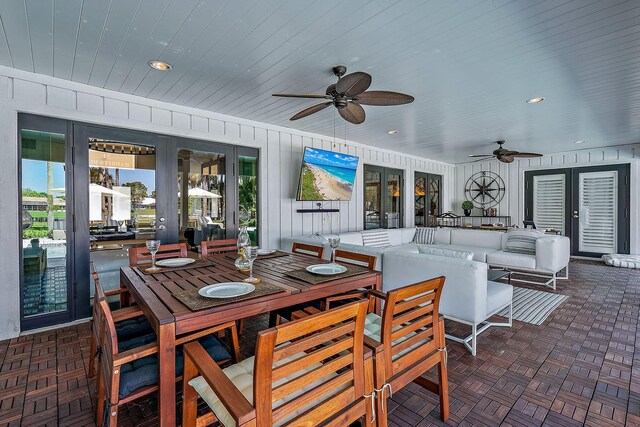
[281,227,570,289]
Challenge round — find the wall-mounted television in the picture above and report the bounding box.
[296,147,359,201]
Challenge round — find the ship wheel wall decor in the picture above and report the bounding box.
[464,171,505,208]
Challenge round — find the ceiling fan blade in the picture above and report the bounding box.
[290,102,332,121]
[336,72,372,96]
[511,152,543,158]
[470,156,496,163]
[273,93,332,99]
[355,90,414,106]
[468,154,493,158]
[338,102,366,124]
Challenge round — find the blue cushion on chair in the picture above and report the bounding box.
[118,334,231,399]
[115,316,153,341]
[118,331,157,353]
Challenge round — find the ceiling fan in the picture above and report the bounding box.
[468,140,543,163]
[272,65,414,125]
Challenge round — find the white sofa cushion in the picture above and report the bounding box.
[503,229,545,255]
[450,229,504,249]
[385,228,405,246]
[414,227,437,244]
[390,243,420,253]
[434,228,451,244]
[361,229,391,248]
[485,281,513,315]
[418,245,474,260]
[401,227,417,244]
[430,244,498,262]
[486,251,537,270]
[337,232,363,246]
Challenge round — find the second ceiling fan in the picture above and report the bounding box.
[272,65,414,124]
[468,140,543,163]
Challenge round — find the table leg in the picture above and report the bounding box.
[375,275,382,316]
[157,322,176,427]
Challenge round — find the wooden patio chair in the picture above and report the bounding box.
[274,250,377,326]
[88,262,149,379]
[95,291,241,426]
[128,242,188,266]
[291,242,324,258]
[364,276,449,424]
[182,300,376,427]
[201,238,238,257]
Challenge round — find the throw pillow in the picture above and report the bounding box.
[504,229,545,255]
[414,227,437,244]
[361,229,391,248]
[418,245,474,260]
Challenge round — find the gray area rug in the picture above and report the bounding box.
[497,287,568,325]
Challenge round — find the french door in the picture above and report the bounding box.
[524,164,630,257]
[19,114,257,330]
[363,165,404,229]
[414,172,442,227]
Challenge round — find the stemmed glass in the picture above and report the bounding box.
[327,236,341,265]
[243,246,260,284]
[145,239,161,272]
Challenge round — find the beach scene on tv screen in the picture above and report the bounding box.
[298,148,359,201]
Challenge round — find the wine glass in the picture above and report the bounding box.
[243,246,260,284]
[327,236,341,264]
[145,239,161,272]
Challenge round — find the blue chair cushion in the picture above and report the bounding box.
[118,331,157,353]
[118,334,231,399]
[115,316,153,341]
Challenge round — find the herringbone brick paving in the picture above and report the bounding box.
[0,259,638,426]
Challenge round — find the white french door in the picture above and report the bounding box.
[576,170,618,254]
[532,174,566,235]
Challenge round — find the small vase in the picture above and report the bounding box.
[463,209,471,217]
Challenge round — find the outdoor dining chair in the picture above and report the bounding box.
[181,300,376,427]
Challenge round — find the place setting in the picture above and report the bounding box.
[172,247,285,311]
[285,236,369,285]
[141,239,214,274]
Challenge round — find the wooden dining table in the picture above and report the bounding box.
[120,251,382,427]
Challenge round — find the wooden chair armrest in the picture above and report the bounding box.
[112,306,144,322]
[105,288,129,296]
[368,289,387,300]
[114,342,158,366]
[363,335,383,354]
[184,342,256,425]
[175,321,237,345]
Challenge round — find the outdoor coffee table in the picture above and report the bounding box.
[488,269,511,284]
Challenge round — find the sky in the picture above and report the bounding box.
[22,160,155,194]
[303,147,359,170]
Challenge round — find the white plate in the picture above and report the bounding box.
[257,249,276,256]
[198,282,256,299]
[155,258,196,268]
[306,264,348,276]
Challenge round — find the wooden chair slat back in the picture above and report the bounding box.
[97,297,120,403]
[128,243,188,266]
[334,250,377,270]
[380,276,445,378]
[200,239,237,257]
[90,262,105,339]
[253,300,368,427]
[291,242,324,259]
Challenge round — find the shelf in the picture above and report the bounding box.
[296,209,340,213]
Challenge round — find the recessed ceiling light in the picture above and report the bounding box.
[387,129,399,135]
[527,97,544,104]
[575,140,585,144]
[148,60,172,71]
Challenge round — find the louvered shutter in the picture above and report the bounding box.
[533,174,566,234]
[578,171,617,253]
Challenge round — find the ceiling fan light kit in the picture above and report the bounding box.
[272,65,414,124]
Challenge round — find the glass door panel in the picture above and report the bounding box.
[385,172,402,228]
[178,149,227,247]
[88,139,157,293]
[427,174,441,226]
[20,129,70,321]
[364,168,382,230]
[239,154,258,244]
[415,175,426,226]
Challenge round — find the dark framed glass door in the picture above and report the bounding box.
[524,164,630,257]
[415,172,442,227]
[363,165,404,229]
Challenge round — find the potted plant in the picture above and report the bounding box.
[461,200,474,217]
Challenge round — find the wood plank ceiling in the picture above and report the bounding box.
[0,0,638,163]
